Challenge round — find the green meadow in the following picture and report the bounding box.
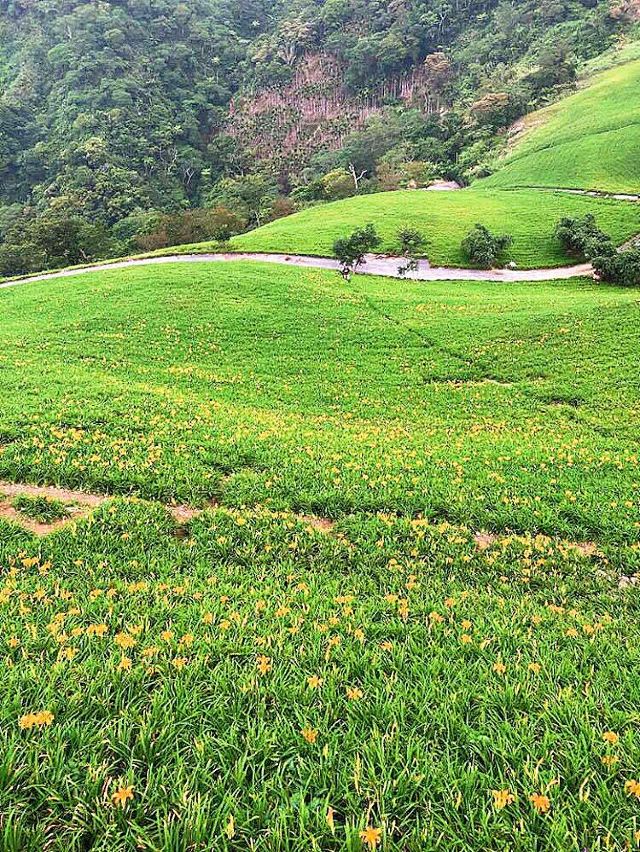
[1,261,640,849]
[152,188,640,269]
[483,59,640,194]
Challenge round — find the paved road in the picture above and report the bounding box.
[0,252,595,291]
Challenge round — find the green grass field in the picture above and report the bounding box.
[1,261,640,849]
[482,59,640,194]
[155,188,640,269]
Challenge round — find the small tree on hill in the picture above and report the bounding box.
[333,224,381,279]
[461,224,512,269]
[397,227,426,276]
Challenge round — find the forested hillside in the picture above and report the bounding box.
[0,0,636,274]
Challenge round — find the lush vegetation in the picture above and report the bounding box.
[554,213,640,285]
[461,223,513,269]
[11,495,70,524]
[1,0,637,276]
[483,59,640,194]
[1,261,640,848]
[223,188,640,268]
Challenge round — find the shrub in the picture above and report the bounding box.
[397,227,426,257]
[555,215,640,287]
[593,247,640,287]
[555,214,610,259]
[333,224,381,278]
[461,224,512,269]
[136,206,246,251]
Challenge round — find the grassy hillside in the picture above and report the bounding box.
[483,59,640,194]
[1,262,640,848]
[154,188,640,269]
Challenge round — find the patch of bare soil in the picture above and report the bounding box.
[300,515,336,533]
[0,481,106,536]
[473,530,602,560]
[474,531,498,551]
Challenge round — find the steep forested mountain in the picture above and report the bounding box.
[0,0,636,272]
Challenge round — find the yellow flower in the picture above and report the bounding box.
[460,633,472,645]
[257,655,272,675]
[360,826,382,849]
[160,630,174,642]
[602,731,619,745]
[172,656,188,669]
[528,663,541,675]
[301,726,318,744]
[117,656,132,671]
[492,789,515,809]
[625,779,640,799]
[429,611,444,623]
[346,686,363,701]
[8,637,20,649]
[529,793,551,813]
[379,641,393,652]
[111,785,134,808]
[225,814,235,839]
[602,755,619,767]
[493,662,506,675]
[19,710,54,730]
[461,619,472,630]
[115,632,136,649]
[307,675,323,689]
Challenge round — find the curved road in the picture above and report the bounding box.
[0,252,595,291]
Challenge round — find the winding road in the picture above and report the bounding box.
[0,252,596,290]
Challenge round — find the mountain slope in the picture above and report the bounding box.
[482,59,640,194]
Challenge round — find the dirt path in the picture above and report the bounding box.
[522,186,640,203]
[0,480,618,585]
[0,252,595,290]
[0,480,336,538]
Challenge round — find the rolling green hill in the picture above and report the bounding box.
[482,59,640,194]
[158,58,639,269]
[155,187,640,269]
[1,261,640,848]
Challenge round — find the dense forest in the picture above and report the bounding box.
[0,0,636,274]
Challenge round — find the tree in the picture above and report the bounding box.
[333,224,381,279]
[0,214,115,276]
[322,169,356,201]
[396,227,426,276]
[555,214,610,259]
[461,224,513,269]
[593,246,640,287]
[213,175,278,228]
